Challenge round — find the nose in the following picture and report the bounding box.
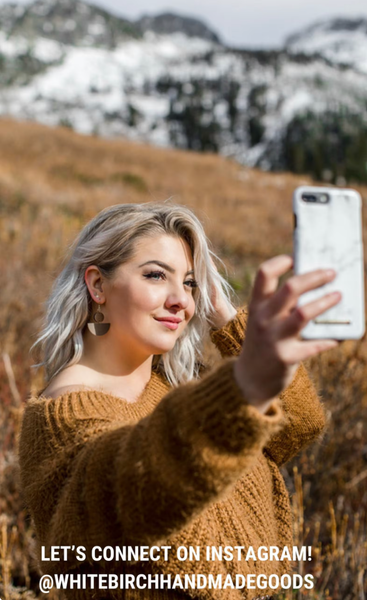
[164,286,191,312]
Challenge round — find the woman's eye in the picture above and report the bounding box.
[185,280,198,289]
[144,270,166,280]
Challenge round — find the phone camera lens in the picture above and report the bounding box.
[301,194,317,202]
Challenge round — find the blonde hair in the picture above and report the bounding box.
[30,202,237,387]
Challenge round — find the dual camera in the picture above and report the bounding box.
[301,192,330,204]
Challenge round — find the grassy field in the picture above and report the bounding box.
[0,117,366,599]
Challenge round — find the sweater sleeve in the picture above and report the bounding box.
[210,305,327,467]
[19,356,283,574]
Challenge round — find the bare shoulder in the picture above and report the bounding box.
[41,365,97,400]
[41,383,94,400]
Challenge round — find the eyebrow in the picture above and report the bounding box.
[139,260,195,276]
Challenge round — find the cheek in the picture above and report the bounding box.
[128,283,162,310]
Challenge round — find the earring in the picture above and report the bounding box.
[87,295,110,336]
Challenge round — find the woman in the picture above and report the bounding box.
[19,202,340,600]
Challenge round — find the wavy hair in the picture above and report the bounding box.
[30,202,238,388]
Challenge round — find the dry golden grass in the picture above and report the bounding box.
[0,117,366,599]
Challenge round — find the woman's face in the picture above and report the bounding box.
[91,234,197,358]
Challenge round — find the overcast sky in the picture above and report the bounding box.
[2,0,367,47]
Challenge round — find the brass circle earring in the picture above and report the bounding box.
[87,295,111,336]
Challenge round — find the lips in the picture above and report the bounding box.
[154,317,182,330]
[154,317,182,323]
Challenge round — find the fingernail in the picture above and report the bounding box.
[325,269,336,277]
[327,291,341,300]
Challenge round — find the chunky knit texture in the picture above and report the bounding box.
[18,306,327,600]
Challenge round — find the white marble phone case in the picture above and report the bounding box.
[293,186,365,340]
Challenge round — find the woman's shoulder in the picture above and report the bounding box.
[40,383,94,400]
[38,365,97,400]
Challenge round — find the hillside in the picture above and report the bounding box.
[1,119,367,599]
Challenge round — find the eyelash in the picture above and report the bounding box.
[144,270,198,289]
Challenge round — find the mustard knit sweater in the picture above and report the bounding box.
[18,306,327,600]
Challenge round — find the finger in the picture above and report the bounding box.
[283,338,339,363]
[264,268,337,319]
[251,255,293,304]
[275,291,342,338]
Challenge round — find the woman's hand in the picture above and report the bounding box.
[234,255,341,413]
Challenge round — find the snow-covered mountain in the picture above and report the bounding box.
[1,0,367,182]
[285,17,367,74]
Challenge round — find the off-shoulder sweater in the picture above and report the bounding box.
[18,306,327,600]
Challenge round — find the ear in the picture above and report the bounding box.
[84,265,105,302]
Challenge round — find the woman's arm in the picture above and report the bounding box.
[19,356,283,575]
[210,304,327,467]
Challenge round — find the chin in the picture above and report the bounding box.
[154,343,176,354]
[149,339,177,354]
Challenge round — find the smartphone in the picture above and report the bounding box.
[293,186,365,340]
